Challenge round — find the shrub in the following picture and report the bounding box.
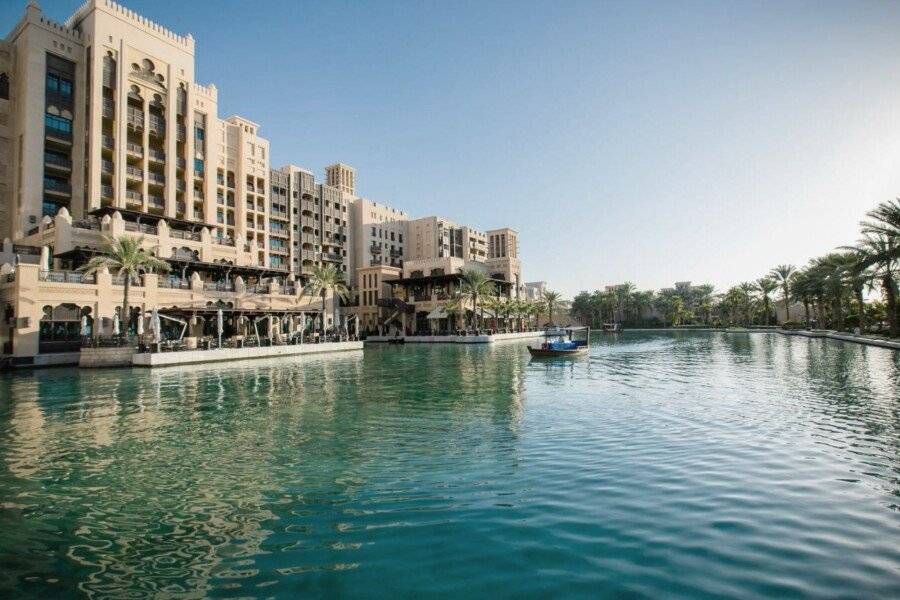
[781,320,803,330]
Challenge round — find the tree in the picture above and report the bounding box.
[542,290,562,326]
[851,234,898,336]
[444,294,465,332]
[78,235,170,335]
[303,264,350,333]
[769,264,795,321]
[755,277,777,325]
[459,269,495,330]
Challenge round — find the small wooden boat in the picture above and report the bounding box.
[602,322,623,333]
[528,326,590,357]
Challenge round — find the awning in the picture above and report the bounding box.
[426,306,448,320]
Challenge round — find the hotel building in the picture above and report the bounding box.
[0,0,528,364]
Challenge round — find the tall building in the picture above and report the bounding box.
[406,216,486,263]
[325,162,356,196]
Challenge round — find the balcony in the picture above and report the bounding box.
[204,281,235,292]
[126,142,143,157]
[322,252,343,262]
[126,166,143,181]
[45,124,73,144]
[213,237,235,247]
[193,188,203,199]
[148,148,165,162]
[369,244,382,254]
[148,116,165,137]
[39,270,97,284]
[125,190,142,205]
[101,159,114,174]
[44,179,71,197]
[170,229,201,241]
[301,233,317,244]
[126,110,144,130]
[246,183,255,192]
[158,276,191,290]
[101,185,114,199]
[101,135,114,150]
[147,195,165,209]
[176,158,186,170]
[123,222,157,235]
[390,248,403,258]
[176,180,186,192]
[147,172,165,186]
[44,154,72,171]
[102,99,115,118]
[176,125,186,142]
[270,209,289,220]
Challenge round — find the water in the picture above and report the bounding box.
[1,332,899,599]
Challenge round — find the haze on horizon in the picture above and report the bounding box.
[7,0,900,298]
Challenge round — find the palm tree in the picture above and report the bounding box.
[302,264,350,333]
[770,264,796,321]
[459,269,495,331]
[755,277,777,325]
[444,294,465,332]
[790,270,814,328]
[852,234,898,337]
[860,198,900,239]
[542,290,562,326]
[78,235,170,335]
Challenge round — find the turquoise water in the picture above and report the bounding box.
[1,332,899,598]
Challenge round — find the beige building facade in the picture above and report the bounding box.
[0,0,529,364]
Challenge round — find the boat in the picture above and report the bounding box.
[602,322,623,333]
[528,326,590,357]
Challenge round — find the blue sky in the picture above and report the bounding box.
[6,0,900,297]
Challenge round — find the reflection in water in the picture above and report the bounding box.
[0,333,899,598]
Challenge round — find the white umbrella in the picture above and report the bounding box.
[80,315,89,336]
[217,309,223,348]
[151,307,161,343]
[137,313,144,335]
[112,313,120,335]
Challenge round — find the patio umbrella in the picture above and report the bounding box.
[112,313,120,335]
[151,308,161,343]
[40,246,50,272]
[137,313,144,335]
[217,309,223,348]
[80,315,89,336]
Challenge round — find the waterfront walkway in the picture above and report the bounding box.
[623,327,900,350]
[131,340,363,367]
[365,331,545,344]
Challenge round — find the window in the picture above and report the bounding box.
[42,200,62,217]
[46,73,72,96]
[45,113,72,133]
[194,159,204,173]
[195,127,205,141]
[0,73,8,100]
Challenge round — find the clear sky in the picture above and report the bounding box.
[6,0,900,298]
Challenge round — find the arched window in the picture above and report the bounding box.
[0,73,8,100]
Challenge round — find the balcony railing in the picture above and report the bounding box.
[45,154,72,170]
[126,110,144,129]
[246,284,269,294]
[170,229,201,241]
[176,180,186,192]
[126,142,143,156]
[101,185,114,199]
[176,158,186,170]
[148,117,165,136]
[322,252,343,262]
[147,172,165,185]
[176,125,186,141]
[39,270,96,284]
[126,166,143,180]
[45,124,73,142]
[370,244,382,254]
[148,148,165,162]
[123,222,157,235]
[44,179,71,194]
[158,276,191,289]
[147,195,165,209]
[111,274,143,286]
[102,135,114,150]
[213,236,235,247]
[102,99,114,118]
[204,281,235,292]
[125,190,142,203]
[101,160,114,174]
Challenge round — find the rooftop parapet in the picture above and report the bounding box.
[65,0,195,52]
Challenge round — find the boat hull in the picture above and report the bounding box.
[528,347,587,358]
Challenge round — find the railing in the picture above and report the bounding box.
[147,172,165,185]
[148,117,165,136]
[39,270,96,284]
[111,274,143,286]
[246,284,269,294]
[193,189,203,198]
[176,125,186,141]
[172,249,198,261]
[127,110,144,129]
[270,210,289,219]
[126,166,143,179]
[45,124,73,142]
[123,222,157,234]
[322,252,343,262]
[176,180,186,192]
[101,185,114,199]
[269,227,289,237]
[102,99,115,117]
[102,135,114,150]
[246,183,255,192]
[101,160,114,173]
[213,237,235,247]
[176,158,186,169]
[148,148,165,162]
[390,249,403,257]
[204,281,235,292]
[43,177,71,194]
[170,229,201,241]
[147,195,165,209]
[370,244,382,254]
[45,154,72,169]
[125,190,142,203]
[158,276,191,289]
[72,219,100,231]
[126,142,143,156]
